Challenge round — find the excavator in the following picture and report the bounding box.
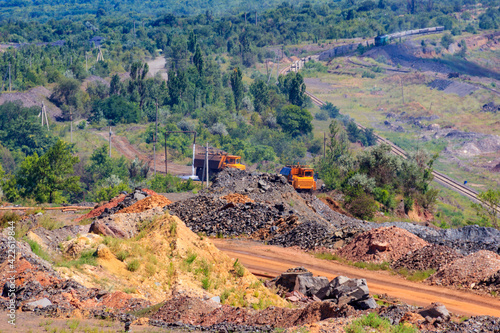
[280,165,317,192]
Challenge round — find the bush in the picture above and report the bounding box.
[320,102,340,118]
[116,250,130,261]
[441,33,454,49]
[348,193,378,220]
[0,211,20,228]
[314,110,329,121]
[362,71,376,78]
[127,259,140,272]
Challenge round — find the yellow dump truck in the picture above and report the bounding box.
[194,152,246,180]
[280,165,317,192]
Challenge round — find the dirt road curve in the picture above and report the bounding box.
[213,238,500,317]
[94,131,191,176]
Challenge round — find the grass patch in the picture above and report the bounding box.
[26,239,51,262]
[126,259,140,272]
[201,277,211,290]
[313,252,341,261]
[67,319,80,330]
[169,220,177,236]
[398,268,436,282]
[233,258,245,277]
[184,251,197,265]
[145,263,157,277]
[345,312,419,333]
[56,250,97,268]
[123,287,137,294]
[38,215,64,230]
[353,261,391,271]
[0,211,20,227]
[116,250,130,262]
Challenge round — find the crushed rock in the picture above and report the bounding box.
[336,226,429,263]
[427,250,500,289]
[391,244,464,272]
[221,193,254,204]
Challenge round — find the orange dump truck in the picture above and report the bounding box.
[194,152,246,180]
[280,165,317,192]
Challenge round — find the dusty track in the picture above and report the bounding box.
[94,131,191,176]
[214,238,500,317]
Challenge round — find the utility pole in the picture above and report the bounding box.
[205,142,209,188]
[154,100,158,176]
[85,52,88,72]
[40,102,49,130]
[255,12,257,26]
[70,112,73,143]
[401,77,405,104]
[108,126,112,157]
[8,63,11,92]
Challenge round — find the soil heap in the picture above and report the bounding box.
[335,226,429,263]
[391,244,464,272]
[117,194,172,214]
[427,250,500,290]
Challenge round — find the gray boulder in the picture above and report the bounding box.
[316,276,376,309]
[295,274,330,297]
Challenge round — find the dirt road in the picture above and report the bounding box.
[213,238,500,318]
[147,57,168,81]
[94,131,191,176]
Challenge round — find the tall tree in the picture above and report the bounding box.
[193,44,204,74]
[230,67,244,111]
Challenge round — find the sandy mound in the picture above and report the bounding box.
[427,250,500,288]
[336,226,429,263]
[117,194,172,214]
[391,244,464,272]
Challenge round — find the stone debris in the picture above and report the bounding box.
[336,226,429,263]
[391,244,464,272]
[265,268,377,310]
[418,302,450,323]
[427,250,500,289]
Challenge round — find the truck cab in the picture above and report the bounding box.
[223,155,246,170]
[280,165,317,192]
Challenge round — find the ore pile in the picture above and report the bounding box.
[336,226,429,263]
[117,194,172,214]
[168,169,373,249]
[150,294,356,330]
[0,235,149,316]
[378,222,500,255]
[77,189,155,221]
[427,250,500,289]
[391,244,464,272]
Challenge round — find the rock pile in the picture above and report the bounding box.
[336,226,429,263]
[391,244,464,272]
[150,294,356,330]
[77,189,156,221]
[117,194,172,214]
[221,193,254,204]
[265,267,377,310]
[427,250,500,289]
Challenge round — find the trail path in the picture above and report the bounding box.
[214,238,500,318]
[147,57,168,81]
[94,131,191,176]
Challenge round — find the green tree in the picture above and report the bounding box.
[249,79,269,114]
[193,44,204,74]
[16,140,80,203]
[230,67,244,111]
[49,77,83,120]
[472,189,500,228]
[277,105,312,137]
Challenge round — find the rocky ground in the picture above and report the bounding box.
[1,169,499,331]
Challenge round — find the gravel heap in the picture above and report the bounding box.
[427,250,500,289]
[221,193,254,204]
[379,222,500,255]
[336,226,429,263]
[391,244,464,272]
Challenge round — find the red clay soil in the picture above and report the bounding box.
[335,226,429,263]
[319,197,352,216]
[141,188,158,196]
[75,194,126,222]
[221,193,254,204]
[427,250,500,288]
[117,194,172,214]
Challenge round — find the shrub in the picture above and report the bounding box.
[0,211,20,228]
[127,259,140,272]
[116,250,130,261]
[348,193,378,220]
[314,110,329,121]
[362,71,376,78]
[233,259,245,277]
